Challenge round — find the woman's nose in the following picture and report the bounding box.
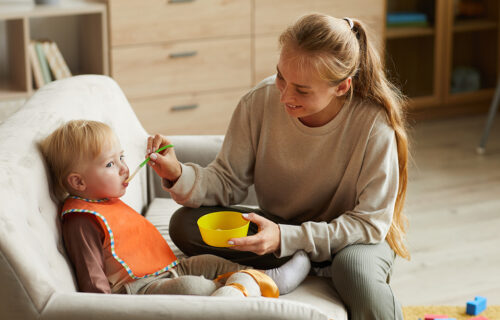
[280,85,294,104]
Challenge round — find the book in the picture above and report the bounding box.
[50,41,72,78]
[28,41,45,89]
[387,12,428,28]
[34,41,53,84]
[42,41,66,80]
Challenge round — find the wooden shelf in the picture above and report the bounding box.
[0,2,105,19]
[385,0,500,117]
[447,88,495,105]
[0,1,108,102]
[453,19,498,33]
[386,26,435,39]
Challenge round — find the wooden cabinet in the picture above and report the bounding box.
[385,0,500,118]
[107,0,385,135]
[106,0,500,132]
[0,2,108,101]
[107,0,251,135]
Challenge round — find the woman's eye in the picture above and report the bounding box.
[277,72,284,80]
[297,90,308,95]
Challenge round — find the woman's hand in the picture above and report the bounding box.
[146,134,182,182]
[229,213,281,255]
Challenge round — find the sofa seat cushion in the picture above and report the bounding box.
[144,198,347,320]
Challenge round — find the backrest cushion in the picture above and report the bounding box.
[0,75,149,311]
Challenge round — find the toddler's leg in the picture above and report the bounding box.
[140,275,220,296]
[211,272,261,297]
[264,250,311,294]
[212,270,279,298]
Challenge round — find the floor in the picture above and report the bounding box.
[391,113,500,306]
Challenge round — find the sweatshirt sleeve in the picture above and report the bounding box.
[62,214,111,293]
[279,118,399,261]
[164,96,257,207]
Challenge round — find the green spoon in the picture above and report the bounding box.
[125,144,173,183]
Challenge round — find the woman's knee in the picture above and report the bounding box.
[330,244,401,320]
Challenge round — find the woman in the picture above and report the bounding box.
[147,14,409,320]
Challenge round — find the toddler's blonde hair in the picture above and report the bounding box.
[40,120,115,201]
[279,14,411,259]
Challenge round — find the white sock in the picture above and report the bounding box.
[265,250,311,295]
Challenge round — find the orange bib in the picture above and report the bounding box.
[62,196,178,279]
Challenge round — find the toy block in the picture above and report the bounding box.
[468,317,489,320]
[424,315,449,320]
[466,296,487,315]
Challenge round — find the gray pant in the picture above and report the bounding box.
[125,254,248,296]
[169,206,403,320]
[329,241,403,320]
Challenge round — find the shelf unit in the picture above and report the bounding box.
[0,1,108,101]
[385,0,500,118]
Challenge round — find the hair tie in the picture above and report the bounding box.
[343,17,354,30]
[343,17,360,39]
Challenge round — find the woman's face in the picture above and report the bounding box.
[275,51,349,127]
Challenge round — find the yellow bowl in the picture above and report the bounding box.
[197,211,250,247]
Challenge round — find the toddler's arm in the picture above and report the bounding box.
[62,214,111,293]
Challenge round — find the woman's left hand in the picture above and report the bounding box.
[228,213,281,255]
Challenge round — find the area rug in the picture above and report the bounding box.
[403,306,500,319]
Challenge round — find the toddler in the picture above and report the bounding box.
[40,120,310,297]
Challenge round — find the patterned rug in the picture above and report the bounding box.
[403,306,500,320]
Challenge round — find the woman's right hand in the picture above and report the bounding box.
[146,134,182,183]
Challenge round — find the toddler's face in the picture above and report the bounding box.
[78,138,129,200]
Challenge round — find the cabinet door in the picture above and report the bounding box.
[131,89,247,135]
[108,0,251,46]
[112,37,251,99]
[253,0,385,84]
[254,35,279,84]
[254,0,384,42]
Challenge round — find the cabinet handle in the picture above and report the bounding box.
[171,104,199,111]
[168,0,196,3]
[169,51,198,59]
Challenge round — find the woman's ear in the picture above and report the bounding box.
[335,77,352,96]
[67,173,86,192]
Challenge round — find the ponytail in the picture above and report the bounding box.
[352,19,410,259]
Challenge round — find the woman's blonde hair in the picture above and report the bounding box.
[40,120,115,201]
[279,13,410,259]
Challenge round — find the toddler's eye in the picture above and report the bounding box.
[120,155,125,161]
[106,162,114,168]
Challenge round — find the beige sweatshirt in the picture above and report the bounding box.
[164,76,399,262]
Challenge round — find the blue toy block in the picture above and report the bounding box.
[466,296,487,315]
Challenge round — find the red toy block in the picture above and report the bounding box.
[424,315,449,320]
